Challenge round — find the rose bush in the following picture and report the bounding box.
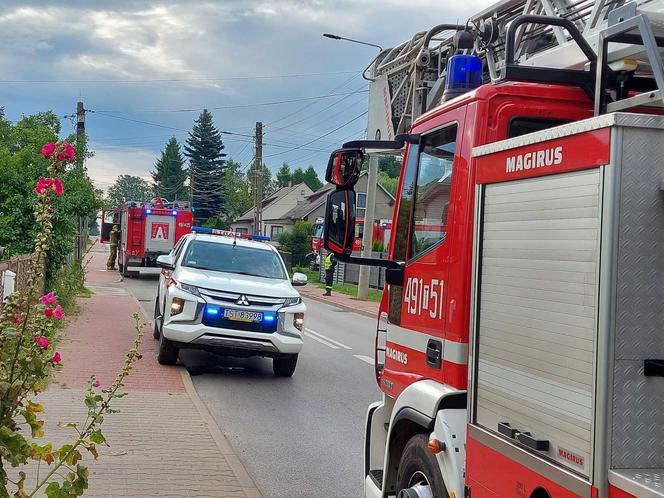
[0,141,143,498]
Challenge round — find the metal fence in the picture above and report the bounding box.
[318,251,387,290]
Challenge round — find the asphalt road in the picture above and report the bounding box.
[122,273,381,498]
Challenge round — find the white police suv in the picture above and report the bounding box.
[153,227,307,377]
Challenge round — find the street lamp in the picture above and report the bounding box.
[323,32,382,301]
[322,33,383,52]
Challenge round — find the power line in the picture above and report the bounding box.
[92,90,368,113]
[267,72,361,126]
[264,111,368,159]
[0,70,361,84]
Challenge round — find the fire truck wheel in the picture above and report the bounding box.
[273,354,298,377]
[157,333,179,365]
[396,434,448,498]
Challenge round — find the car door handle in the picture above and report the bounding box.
[426,339,442,369]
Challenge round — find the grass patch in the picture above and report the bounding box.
[293,266,383,303]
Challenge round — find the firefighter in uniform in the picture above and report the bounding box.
[323,252,336,296]
[107,225,120,270]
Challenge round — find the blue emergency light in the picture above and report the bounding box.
[443,54,483,102]
[172,210,177,216]
[145,208,152,214]
[251,234,271,242]
[206,306,220,315]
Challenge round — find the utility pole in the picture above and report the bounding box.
[75,101,86,261]
[357,154,379,300]
[253,121,263,236]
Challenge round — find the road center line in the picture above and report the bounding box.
[304,332,339,349]
[305,328,352,350]
[354,355,374,365]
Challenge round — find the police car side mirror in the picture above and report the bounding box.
[324,189,356,256]
[156,254,174,271]
[291,272,308,286]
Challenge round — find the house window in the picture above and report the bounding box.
[357,192,367,219]
[235,227,248,234]
[271,226,284,238]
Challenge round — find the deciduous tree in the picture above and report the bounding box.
[106,175,153,208]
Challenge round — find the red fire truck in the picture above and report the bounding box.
[101,198,193,277]
[323,4,664,498]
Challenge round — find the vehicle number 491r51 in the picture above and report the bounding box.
[404,277,444,320]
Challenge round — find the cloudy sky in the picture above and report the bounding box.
[0,0,493,191]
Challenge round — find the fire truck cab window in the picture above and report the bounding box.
[410,125,457,259]
[508,117,570,138]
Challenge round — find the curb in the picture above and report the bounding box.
[129,294,263,498]
[179,369,264,498]
[300,290,378,319]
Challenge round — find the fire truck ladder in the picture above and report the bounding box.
[368,0,664,134]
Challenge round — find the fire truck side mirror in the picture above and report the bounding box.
[325,148,363,188]
[323,189,356,256]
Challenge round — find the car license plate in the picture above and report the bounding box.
[223,309,262,322]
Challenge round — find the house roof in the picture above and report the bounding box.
[235,183,312,222]
[282,171,396,221]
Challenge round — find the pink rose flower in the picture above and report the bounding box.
[34,177,54,196]
[93,379,101,388]
[64,142,75,161]
[41,143,56,159]
[53,305,63,320]
[53,178,64,196]
[40,292,57,306]
[14,316,22,325]
[51,352,61,364]
[36,336,49,349]
[43,307,54,318]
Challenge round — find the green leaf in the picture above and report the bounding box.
[21,410,44,438]
[84,395,96,410]
[89,430,106,445]
[66,449,82,466]
[58,444,72,462]
[0,426,30,466]
[44,482,68,498]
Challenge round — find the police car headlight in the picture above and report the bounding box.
[177,282,201,297]
[281,297,302,308]
[171,297,185,316]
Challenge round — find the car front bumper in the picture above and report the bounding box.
[161,288,305,357]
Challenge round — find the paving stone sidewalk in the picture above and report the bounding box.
[29,242,262,497]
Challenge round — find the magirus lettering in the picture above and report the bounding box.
[505,146,563,173]
[386,347,408,365]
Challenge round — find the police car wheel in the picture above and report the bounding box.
[273,354,298,377]
[157,331,178,365]
[152,297,161,340]
[396,434,448,498]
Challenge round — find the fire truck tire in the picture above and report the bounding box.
[396,434,448,498]
[273,354,298,377]
[157,333,178,365]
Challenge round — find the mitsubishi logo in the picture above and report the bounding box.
[236,295,250,306]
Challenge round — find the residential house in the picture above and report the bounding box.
[284,171,396,224]
[230,183,313,238]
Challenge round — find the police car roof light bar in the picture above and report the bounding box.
[190,226,271,242]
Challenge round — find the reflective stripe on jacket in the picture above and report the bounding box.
[324,253,334,270]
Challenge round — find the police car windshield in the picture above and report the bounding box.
[182,240,287,280]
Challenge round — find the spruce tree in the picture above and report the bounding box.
[184,109,227,223]
[276,162,291,187]
[152,137,188,201]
